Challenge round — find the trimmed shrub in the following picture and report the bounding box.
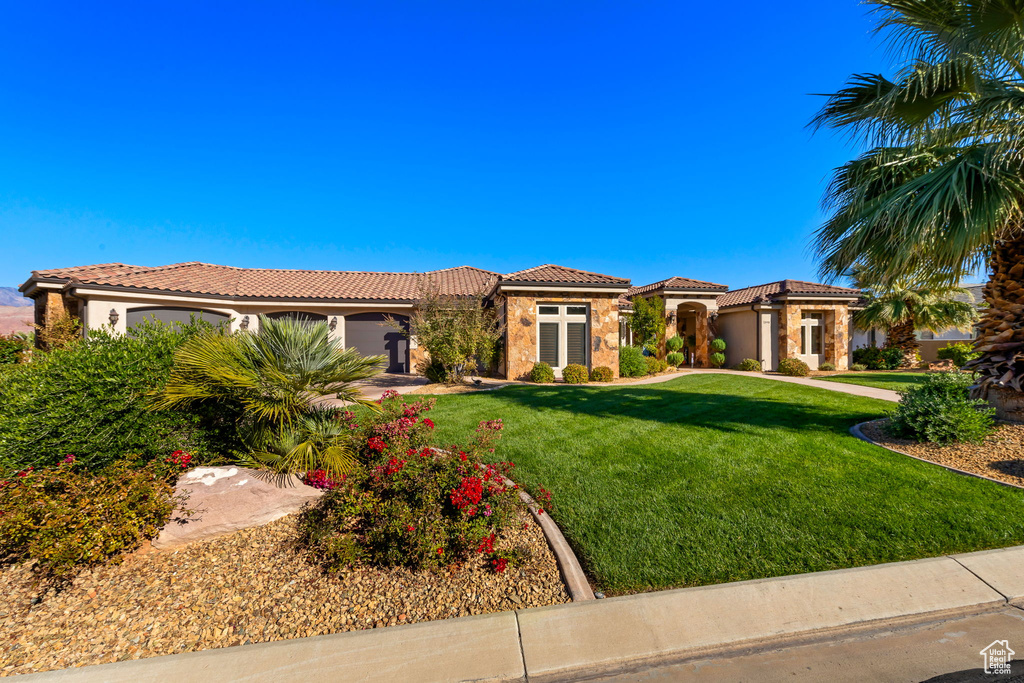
[619,346,648,378]
[666,352,686,367]
[419,359,450,384]
[936,342,981,368]
[562,364,589,384]
[852,345,904,371]
[819,362,836,372]
[887,372,996,444]
[709,352,726,368]
[735,358,761,372]
[645,356,668,375]
[778,358,811,377]
[851,363,868,371]
[0,455,182,583]
[0,320,239,474]
[666,335,684,353]
[530,362,555,383]
[710,338,726,353]
[590,366,614,382]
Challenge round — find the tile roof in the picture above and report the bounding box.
[33,263,147,280]
[717,280,861,308]
[35,262,500,301]
[500,264,629,285]
[627,276,728,297]
[618,294,634,310]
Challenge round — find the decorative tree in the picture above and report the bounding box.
[853,268,978,367]
[629,296,666,353]
[812,1,1024,415]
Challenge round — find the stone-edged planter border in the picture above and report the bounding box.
[850,419,1024,491]
[504,475,595,601]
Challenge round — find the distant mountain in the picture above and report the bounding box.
[0,287,31,307]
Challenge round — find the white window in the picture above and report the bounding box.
[537,303,589,373]
[800,312,824,357]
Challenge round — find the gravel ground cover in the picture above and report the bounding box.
[862,420,1024,488]
[0,508,568,677]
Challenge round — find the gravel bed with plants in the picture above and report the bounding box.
[861,419,1024,488]
[0,508,567,677]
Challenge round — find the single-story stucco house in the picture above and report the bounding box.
[20,262,864,377]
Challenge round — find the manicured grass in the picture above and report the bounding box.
[426,375,1024,594]
[816,371,929,392]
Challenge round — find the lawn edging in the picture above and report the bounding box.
[850,420,1024,490]
[510,476,595,601]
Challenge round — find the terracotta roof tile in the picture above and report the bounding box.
[627,276,728,297]
[33,263,146,280]
[43,262,500,301]
[501,264,629,285]
[717,280,861,308]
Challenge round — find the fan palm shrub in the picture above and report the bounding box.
[152,315,384,475]
[853,269,978,366]
[812,0,1024,416]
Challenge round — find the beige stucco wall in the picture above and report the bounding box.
[715,309,758,368]
[501,292,620,380]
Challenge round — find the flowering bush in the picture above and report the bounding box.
[299,393,530,572]
[0,454,182,583]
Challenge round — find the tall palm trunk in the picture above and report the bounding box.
[968,235,1024,421]
[883,318,919,367]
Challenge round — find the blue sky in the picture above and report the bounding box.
[0,2,897,289]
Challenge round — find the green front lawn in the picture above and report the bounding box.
[816,371,929,392]
[426,375,1024,594]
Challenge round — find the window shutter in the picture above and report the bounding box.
[539,323,559,366]
[566,323,587,366]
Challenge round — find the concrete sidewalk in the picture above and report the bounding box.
[625,369,901,402]
[20,546,1024,682]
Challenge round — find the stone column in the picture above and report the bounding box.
[659,309,677,359]
[694,309,709,367]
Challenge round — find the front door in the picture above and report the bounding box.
[799,312,825,370]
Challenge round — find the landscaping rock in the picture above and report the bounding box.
[152,467,324,550]
[0,510,568,677]
[862,420,1024,488]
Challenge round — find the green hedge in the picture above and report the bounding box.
[0,320,239,474]
[619,346,648,378]
[888,372,995,444]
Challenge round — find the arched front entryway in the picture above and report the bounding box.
[345,313,409,373]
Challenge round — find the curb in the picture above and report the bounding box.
[850,420,1023,490]
[19,546,1024,683]
[505,477,595,602]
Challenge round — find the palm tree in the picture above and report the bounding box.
[852,269,979,365]
[152,315,384,475]
[812,0,1024,416]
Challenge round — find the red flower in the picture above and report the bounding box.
[492,557,508,573]
[422,418,435,430]
[450,476,483,510]
[61,454,75,465]
[367,437,387,452]
[437,547,444,555]
[407,524,416,532]
[477,533,496,554]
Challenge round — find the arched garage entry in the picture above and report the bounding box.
[126,306,230,329]
[264,311,328,324]
[346,313,409,373]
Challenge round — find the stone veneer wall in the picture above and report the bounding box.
[779,302,851,370]
[502,292,620,380]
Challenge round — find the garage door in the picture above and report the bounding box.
[345,313,409,373]
[126,307,230,329]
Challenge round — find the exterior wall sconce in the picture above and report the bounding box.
[240,315,250,330]
[329,316,338,331]
[108,309,119,326]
